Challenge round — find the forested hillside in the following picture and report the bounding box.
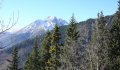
[0,0,119,70]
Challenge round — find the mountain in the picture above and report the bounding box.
[0,16,68,49]
[17,16,67,35]
[0,32,12,49]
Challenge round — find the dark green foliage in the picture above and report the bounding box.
[39,31,51,70]
[51,24,61,45]
[46,24,61,70]
[66,14,79,41]
[108,0,120,70]
[7,47,20,70]
[62,14,81,70]
[24,38,40,70]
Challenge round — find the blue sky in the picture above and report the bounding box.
[0,0,118,32]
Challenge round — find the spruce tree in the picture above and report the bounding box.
[46,24,61,70]
[87,12,110,70]
[39,31,51,70]
[108,0,120,70]
[62,14,80,70]
[95,12,109,70]
[66,14,79,41]
[24,55,33,70]
[24,38,40,70]
[7,47,20,70]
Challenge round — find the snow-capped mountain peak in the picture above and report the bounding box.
[0,16,68,49]
[18,16,68,34]
[47,16,57,20]
[44,16,67,30]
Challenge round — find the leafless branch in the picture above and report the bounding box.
[0,12,19,35]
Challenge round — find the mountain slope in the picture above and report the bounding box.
[0,16,68,49]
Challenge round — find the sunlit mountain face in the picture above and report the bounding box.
[0,16,68,49]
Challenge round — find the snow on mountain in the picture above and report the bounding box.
[44,16,68,30]
[18,19,45,34]
[0,16,68,49]
[18,16,68,34]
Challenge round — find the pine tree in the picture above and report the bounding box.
[24,38,40,70]
[24,55,33,70]
[108,0,120,70]
[62,14,80,70]
[96,12,109,70]
[66,14,79,41]
[39,31,51,70]
[51,24,61,46]
[46,24,61,70]
[7,47,20,70]
[87,12,110,70]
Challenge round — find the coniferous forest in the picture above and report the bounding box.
[0,0,120,70]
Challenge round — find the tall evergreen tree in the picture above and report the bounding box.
[51,24,61,46]
[46,24,61,70]
[39,30,51,70]
[108,0,120,70]
[96,12,109,70]
[7,47,20,70]
[87,12,110,70]
[66,14,79,41]
[24,38,40,70]
[62,14,80,70]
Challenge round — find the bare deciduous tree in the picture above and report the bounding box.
[0,12,19,34]
[0,0,19,49]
